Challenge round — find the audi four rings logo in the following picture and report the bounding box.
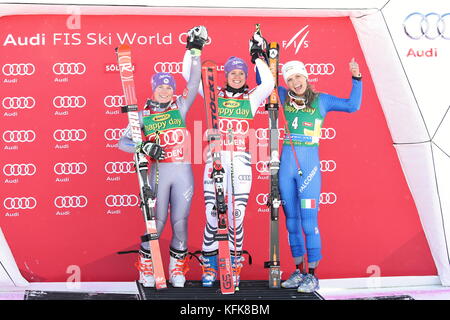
[2,97,36,109]
[53,129,87,142]
[256,193,269,206]
[320,192,337,204]
[256,161,269,174]
[320,160,337,172]
[54,196,88,208]
[219,119,250,135]
[403,12,450,40]
[154,62,182,74]
[104,161,135,174]
[305,63,335,75]
[3,164,37,176]
[104,95,125,108]
[255,128,285,141]
[256,193,286,206]
[321,128,336,140]
[3,130,36,143]
[276,63,335,76]
[54,163,88,175]
[104,128,125,141]
[159,129,186,147]
[52,62,86,75]
[256,193,336,206]
[4,197,37,210]
[2,63,35,76]
[105,195,140,207]
[53,96,87,108]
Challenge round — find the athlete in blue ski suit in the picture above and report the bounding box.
[270,59,362,292]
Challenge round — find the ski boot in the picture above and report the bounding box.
[297,273,320,293]
[135,247,155,288]
[168,248,189,288]
[231,253,245,289]
[200,251,218,287]
[281,269,305,288]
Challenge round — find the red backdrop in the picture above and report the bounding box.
[0,13,436,282]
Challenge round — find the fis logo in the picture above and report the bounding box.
[282,25,310,55]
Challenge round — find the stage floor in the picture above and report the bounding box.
[0,277,450,300]
[1,276,449,300]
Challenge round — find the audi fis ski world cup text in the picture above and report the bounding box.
[2,32,209,47]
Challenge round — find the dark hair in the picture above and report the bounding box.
[304,83,318,107]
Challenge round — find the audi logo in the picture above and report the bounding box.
[277,63,335,76]
[52,62,86,75]
[3,164,37,176]
[54,196,88,208]
[219,119,250,135]
[255,128,285,141]
[321,128,336,140]
[4,197,37,210]
[53,96,86,108]
[54,162,88,175]
[104,95,125,108]
[403,12,450,40]
[159,129,186,147]
[305,63,335,75]
[320,160,336,172]
[53,129,87,142]
[320,192,337,205]
[2,97,36,109]
[3,130,36,143]
[104,161,135,174]
[104,128,125,141]
[256,161,269,174]
[256,193,269,206]
[154,62,182,74]
[2,63,35,76]
[105,194,140,207]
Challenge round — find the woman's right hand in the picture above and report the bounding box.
[186,25,208,51]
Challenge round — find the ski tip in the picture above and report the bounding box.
[117,43,131,52]
[202,60,217,66]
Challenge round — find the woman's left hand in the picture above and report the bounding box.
[349,58,361,77]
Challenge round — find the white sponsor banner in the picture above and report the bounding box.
[383,1,450,137]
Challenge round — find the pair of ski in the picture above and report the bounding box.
[202,41,284,290]
[117,45,167,290]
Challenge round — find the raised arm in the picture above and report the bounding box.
[319,58,362,117]
[181,26,208,100]
[248,31,275,115]
[249,58,275,115]
[178,48,203,119]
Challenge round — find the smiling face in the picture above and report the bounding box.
[153,84,173,104]
[286,73,308,96]
[227,69,247,90]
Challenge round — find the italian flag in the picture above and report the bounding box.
[301,199,316,209]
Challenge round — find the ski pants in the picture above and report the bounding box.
[202,151,252,254]
[141,162,194,253]
[279,145,322,266]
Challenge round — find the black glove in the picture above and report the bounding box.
[186,25,208,50]
[140,141,165,161]
[249,31,268,64]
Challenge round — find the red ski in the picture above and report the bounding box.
[116,44,167,290]
[201,60,235,294]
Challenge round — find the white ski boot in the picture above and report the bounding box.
[168,249,189,288]
[135,249,155,288]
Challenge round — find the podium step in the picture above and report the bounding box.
[136,280,324,300]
